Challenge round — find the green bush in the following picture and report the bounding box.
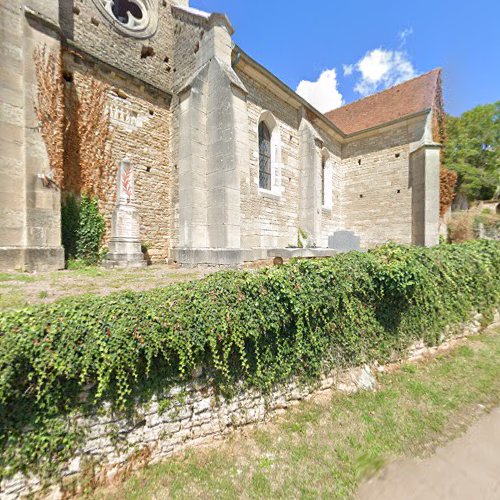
[61,194,80,260]
[75,195,106,265]
[61,195,105,265]
[0,241,499,478]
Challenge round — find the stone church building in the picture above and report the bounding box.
[0,0,444,271]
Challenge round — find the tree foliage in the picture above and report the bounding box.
[445,102,500,200]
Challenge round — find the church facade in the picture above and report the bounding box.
[0,0,444,270]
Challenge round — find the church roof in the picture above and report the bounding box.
[325,68,441,135]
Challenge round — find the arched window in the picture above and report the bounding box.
[259,121,272,191]
[321,156,326,207]
[258,111,282,195]
[321,148,333,210]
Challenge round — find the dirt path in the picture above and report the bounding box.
[358,406,500,499]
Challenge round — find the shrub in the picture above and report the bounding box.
[61,195,106,265]
[75,196,106,264]
[61,194,80,260]
[0,241,499,478]
[448,212,475,242]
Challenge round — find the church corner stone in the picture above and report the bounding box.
[103,158,146,269]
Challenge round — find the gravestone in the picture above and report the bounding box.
[103,158,146,268]
[328,230,361,251]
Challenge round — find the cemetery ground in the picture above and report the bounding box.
[0,265,214,311]
[92,322,500,500]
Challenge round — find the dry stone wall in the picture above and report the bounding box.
[1,311,495,499]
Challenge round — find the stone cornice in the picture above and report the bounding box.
[24,5,61,35]
[63,41,173,104]
[171,5,234,36]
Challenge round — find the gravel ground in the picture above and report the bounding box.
[0,265,216,310]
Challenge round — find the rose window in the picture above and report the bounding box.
[91,0,158,38]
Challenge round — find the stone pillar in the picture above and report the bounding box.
[298,116,322,246]
[103,159,146,268]
[411,143,441,247]
[174,12,248,266]
[177,82,208,250]
[0,0,64,272]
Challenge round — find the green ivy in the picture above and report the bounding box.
[61,194,80,260]
[75,196,106,265]
[61,195,105,265]
[0,241,499,479]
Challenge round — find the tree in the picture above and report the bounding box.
[445,102,499,201]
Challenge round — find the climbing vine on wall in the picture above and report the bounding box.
[0,241,499,479]
[64,72,115,198]
[431,71,457,217]
[440,167,458,216]
[33,45,65,186]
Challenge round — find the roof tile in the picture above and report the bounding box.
[325,69,441,135]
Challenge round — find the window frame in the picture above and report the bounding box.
[321,148,333,211]
[257,111,282,198]
[258,121,272,191]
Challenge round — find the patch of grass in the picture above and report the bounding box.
[93,326,500,500]
[66,263,106,278]
[0,291,28,311]
[0,273,36,283]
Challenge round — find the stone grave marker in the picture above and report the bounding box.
[103,158,146,268]
[328,230,361,251]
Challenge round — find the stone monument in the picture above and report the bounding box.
[328,230,361,252]
[103,158,146,268]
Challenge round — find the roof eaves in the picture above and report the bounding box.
[342,108,432,139]
[233,46,347,139]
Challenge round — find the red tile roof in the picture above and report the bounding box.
[325,69,441,135]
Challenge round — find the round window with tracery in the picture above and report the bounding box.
[91,0,158,38]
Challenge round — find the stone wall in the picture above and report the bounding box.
[0,1,64,271]
[1,310,495,499]
[59,0,179,95]
[340,117,426,248]
[0,1,25,258]
[238,70,301,249]
[315,128,344,248]
[236,70,345,251]
[62,54,175,262]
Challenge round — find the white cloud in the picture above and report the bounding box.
[343,64,354,76]
[348,48,417,97]
[399,28,414,47]
[296,68,343,112]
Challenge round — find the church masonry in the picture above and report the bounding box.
[0,0,443,270]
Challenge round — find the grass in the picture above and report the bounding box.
[0,266,210,311]
[0,272,37,282]
[93,324,500,500]
[0,290,27,310]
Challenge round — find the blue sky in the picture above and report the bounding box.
[191,0,499,116]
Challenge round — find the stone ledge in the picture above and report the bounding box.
[0,246,64,272]
[267,248,339,259]
[173,248,243,266]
